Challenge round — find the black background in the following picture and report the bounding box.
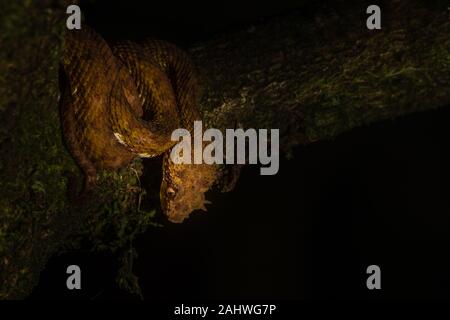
[29,0,450,300]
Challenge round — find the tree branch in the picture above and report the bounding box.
[193,1,450,151]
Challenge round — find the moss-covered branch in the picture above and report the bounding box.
[0,0,154,299]
[194,0,450,151]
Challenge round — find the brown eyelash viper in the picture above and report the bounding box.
[60,26,237,223]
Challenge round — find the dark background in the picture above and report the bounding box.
[29,0,450,300]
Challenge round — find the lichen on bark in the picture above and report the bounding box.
[195,1,450,153]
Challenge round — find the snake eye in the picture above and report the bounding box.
[167,187,176,197]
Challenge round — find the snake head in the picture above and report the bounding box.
[160,154,218,223]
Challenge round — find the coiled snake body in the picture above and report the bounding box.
[60,26,219,223]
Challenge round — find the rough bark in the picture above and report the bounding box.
[1,0,449,299]
[194,1,450,151]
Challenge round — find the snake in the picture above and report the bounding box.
[60,26,225,223]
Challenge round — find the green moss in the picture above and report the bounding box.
[0,1,159,299]
[295,17,450,143]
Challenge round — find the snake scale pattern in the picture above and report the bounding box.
[60,26,221,223]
